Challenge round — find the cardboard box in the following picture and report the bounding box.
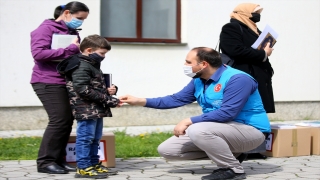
[65,132,116,167]
[295,122,320,155]
[310,127,320,155]
[263,126,311,157]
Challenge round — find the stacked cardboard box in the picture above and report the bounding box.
[65,132,116,167]
[310,127,320,155]
[263,125,312,157]
[295,121,320,155]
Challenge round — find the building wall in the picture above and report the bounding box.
[0,0,319,124]
[1,101,319,130]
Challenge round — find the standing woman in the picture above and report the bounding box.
[30,1,89,174]
[219,3,275,113]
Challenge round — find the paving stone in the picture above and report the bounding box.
[246,173,275,178]
[7,178,41,180]
[192,169,213,175]
[245,177,266,180]
[25,173,51,178]
[108,175,129,179]
[153,175,181,180]
[267,173,303,179]
[126,173,165,179]
[296,172,320,179]
[0,156,319,179]
[166,169,193,174]
[128,178,157,180]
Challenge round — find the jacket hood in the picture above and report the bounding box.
[41,19,68,30]
[57,54,100,75]
[39,19,79,34]
[57,54,80,75]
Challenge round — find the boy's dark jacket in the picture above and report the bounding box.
[57,54,119,120]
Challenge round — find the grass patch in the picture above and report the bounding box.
[115,130,172,159]
[0,137,41,160]
[0,131,173,160]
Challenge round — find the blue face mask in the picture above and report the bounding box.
[65,16,83,29]
[89,53,105,63]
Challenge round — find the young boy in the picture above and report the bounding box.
[57,34,120,179]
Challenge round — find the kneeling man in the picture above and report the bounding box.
[120,47,270,180]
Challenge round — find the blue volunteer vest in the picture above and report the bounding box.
[194,67,271,133]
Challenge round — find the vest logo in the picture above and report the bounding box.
[214,84,222,92]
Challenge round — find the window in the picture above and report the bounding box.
[101,0,181,43]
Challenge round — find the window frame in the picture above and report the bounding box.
[104,0,181,43]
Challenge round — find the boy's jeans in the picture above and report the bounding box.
[76,118,103,169]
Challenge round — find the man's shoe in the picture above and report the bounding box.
[75,166,108,179]
[246,153,267,160]
[201,168,246,180]
[236,153,248,163]
[37,164,69,174]
[58,162,77,172]
[94,162,118,175]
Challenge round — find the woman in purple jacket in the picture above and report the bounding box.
[30,1,89,174]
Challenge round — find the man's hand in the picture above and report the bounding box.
[118,95,147,106]
[107,85,117,95]
[264,42,274,56]
[173,118,193,137]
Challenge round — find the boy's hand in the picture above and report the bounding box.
[116,101,123,108]
[107,85,117,95]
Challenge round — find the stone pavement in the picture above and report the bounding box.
[0,156,320,180]
[0,121,320,179]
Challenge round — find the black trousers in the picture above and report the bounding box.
[32,83,74,168]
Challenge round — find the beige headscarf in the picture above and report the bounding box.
[230,3,263,35]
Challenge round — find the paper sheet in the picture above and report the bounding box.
[251,24,278,50]
[51,34,77,49]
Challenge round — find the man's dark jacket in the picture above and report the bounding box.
[57,54,119,120]
[219,19,275,113]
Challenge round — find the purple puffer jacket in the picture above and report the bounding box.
[30,19,80,84]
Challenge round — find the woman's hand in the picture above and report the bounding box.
[72,37,80,49]
[264,42,274,56]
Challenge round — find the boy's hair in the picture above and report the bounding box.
[80,34,111,52]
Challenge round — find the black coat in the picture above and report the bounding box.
[219,19,275,113]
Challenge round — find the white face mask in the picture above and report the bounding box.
[183,65,203,78]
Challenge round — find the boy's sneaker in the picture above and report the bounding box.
[75,166,108,179]
[201,168,246,180]
[94,162,118,175]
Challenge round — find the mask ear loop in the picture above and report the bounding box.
[194,62,205,74]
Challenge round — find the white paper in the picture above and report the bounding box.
[265,134,273,151]
[65,143,76,162]
[271,124,296,129]
[51,34,77,49]
[295,121,320,127]
[97,141,106,161]
[251,24,278,50]
[65,141,106,163]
